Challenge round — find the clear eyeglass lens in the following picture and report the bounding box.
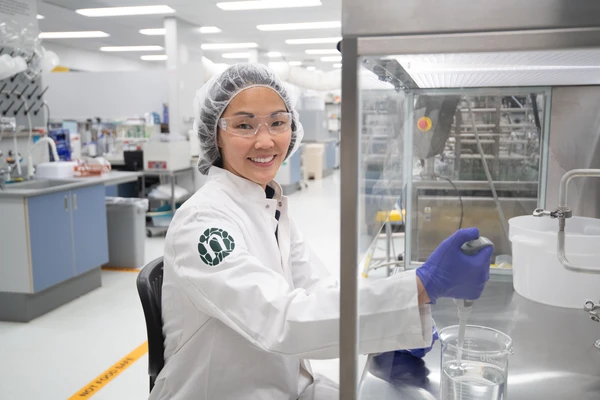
[220,113,292,137]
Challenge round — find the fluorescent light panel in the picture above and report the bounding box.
[267,52,282,58]
[199,26,221,34]
[257,21,340,31]
[140,27,221,36]
[222,52,250,58]
[306,66,316,71]
[321,55,342,62]
[76,5,175,17]
[288,61,302,66]
[333,63,342,68]
[39,31,110,39]
[305,49,339,55]
[285,37,341,44]
[201,42,257,50]
[37,14,44,19]
[101,45,163,52]
[217,0,321,11]
[141,55,167,61]
[140,28,165,36]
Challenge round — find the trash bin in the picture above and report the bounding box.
[105,197,149,268]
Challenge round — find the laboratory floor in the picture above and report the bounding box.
[0,170,393,399]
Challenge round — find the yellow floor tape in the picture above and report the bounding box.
[68,342,148,399]
[101,266,141,273]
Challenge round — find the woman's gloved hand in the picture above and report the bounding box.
[415,228,492,304]
[406,325,439,358]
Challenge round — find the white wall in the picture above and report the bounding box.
[43,42,159,72]
[44,70,168,120]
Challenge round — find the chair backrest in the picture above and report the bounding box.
[136,257,165,391]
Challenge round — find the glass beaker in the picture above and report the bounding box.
[439,325,513,400]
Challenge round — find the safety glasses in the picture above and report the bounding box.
[218,112,292,137]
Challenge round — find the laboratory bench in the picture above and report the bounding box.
[358,281,600,399]
[0,171,141,322]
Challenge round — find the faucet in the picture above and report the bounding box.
[533,169,600,274]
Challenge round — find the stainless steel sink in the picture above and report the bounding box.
[2,179,75,191]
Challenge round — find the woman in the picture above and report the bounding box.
[150,64,492,400]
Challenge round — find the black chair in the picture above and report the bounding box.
[137,257,165,391]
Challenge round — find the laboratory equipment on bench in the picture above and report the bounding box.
[439,325,513,400]
[48,129,72,161]
[438,236,506,400]
[34,161,77,179]
[529,168,600,349]
[143,140,189,171]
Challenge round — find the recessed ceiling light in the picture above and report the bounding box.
[321,55,342,62]
[285,37,341,45]
[267,52,282,58]
[217,0,321,11]
[77,5,175,17]
[222,52,250,59]
[305,49,339,55]
[257,21,340,31]
[39,31,110,39]
[268,61,287,69]
[101,45,164,52]
[201,42,258,50]
[306,66,316,71]
[141,55,168,61]
[140,28,166,36]
[199,26,222,34]
[288,61,302,66]
[333,63,342,68]
[37,14,45,19]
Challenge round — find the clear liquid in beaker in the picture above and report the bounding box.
[442,360,506,400]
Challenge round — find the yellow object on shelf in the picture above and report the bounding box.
[375,209,404,222]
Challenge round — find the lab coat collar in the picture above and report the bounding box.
[208,166,284,202]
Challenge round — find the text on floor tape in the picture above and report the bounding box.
[68,342,148,399]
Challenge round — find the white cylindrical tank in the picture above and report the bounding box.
[509,215,600,308]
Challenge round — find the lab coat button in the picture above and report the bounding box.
[266,205,270,209]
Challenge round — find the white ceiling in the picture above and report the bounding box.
[37,0,342,71]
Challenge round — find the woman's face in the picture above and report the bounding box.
[217,87,292,188]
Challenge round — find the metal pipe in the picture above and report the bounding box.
[556,168,600,274]
[558,169,600,208]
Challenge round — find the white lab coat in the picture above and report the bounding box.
[149,167,432,400]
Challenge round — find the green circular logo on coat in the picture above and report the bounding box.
[198,228,235,266]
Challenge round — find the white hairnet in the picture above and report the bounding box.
[193,63,304,175]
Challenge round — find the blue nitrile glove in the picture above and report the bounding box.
[415,228,492,304]
[406,324,439,358]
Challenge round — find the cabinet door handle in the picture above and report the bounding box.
[73,194,78,210]
[64,195,69,211]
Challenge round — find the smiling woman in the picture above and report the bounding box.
[193,63,304,177]
[217,87,293,188]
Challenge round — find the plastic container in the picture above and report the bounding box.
[509,215,600,308]
[105,197,149,268]
[303,143,324,180]
[439,325,513,400]
[35,161,77,178]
